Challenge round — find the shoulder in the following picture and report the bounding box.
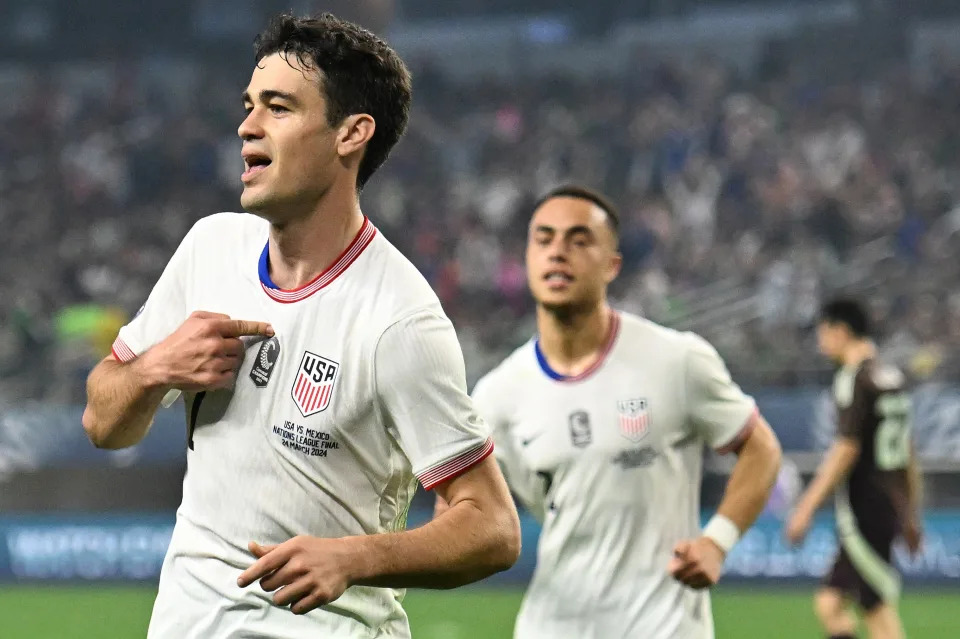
[472,340,537,401]
[364,229,445,322]
[862,358,905,392]
[617,311,696,349]
[616,312,720,367]
[185,212,267,247]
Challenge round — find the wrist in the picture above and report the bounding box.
[340,535,376,586]
[130,348,172,392]
[702,514,740,555]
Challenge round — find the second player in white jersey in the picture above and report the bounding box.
[476,312,754,638]
[456,185,783,639]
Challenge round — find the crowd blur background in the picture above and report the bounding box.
[0,0,959,629]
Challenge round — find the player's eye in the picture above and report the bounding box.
[269,104,289,114]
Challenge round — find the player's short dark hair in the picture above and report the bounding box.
[254,13,412,189]
[820,298,871,338]
[534,184,620,241]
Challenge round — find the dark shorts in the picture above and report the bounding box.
[823,526,896,612]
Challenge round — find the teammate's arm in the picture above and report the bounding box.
[82,312,273,449]
[669,413,781,589]
[785,436,859,545]
[669,334,782,589]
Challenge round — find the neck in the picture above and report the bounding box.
[536,301,613,377]
[841,339,875,369]
[264,179,364,290]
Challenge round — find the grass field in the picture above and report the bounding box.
[1,586,957,638]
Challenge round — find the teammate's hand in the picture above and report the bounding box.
[237,537,354,614]
[667,537,725,589]
[903,516,923,556]
[785,506,813,546]
[140,311,273,391]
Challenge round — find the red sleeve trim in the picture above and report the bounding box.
[715,407,759,455]
[419,437,495,491]
[111,338,138,363]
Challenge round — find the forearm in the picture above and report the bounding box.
[716,419,782,532]
[906,449,923,516]
[348,496,519,590]
[797,439,860,514]
[82,356,169,449]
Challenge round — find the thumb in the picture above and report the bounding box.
[249,541,277,558]
[673,540,692,558]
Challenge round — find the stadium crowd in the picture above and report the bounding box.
[3,51,960,403]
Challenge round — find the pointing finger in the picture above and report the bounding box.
[190,310,232,320]
[218,319,275,338]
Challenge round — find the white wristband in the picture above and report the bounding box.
[702,515,740,554]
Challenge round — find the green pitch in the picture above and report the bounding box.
[0,586,956,638]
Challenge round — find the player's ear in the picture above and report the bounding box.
[605,252,623,284]
[336,113,376,159]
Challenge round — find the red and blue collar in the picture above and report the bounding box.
[259,217,377,303]
[534,311,620,382]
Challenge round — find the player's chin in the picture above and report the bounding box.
[240,188,273,214]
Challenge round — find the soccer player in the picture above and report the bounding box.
[786,299,923,639]
[439,185,783,638]
[81,13,520,639]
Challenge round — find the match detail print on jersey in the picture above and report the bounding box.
[617,398,650,442]
[291,351,340,417]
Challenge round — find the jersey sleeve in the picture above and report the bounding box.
[684,333,757,454]
[111,223,198,363]
[374,310,493,491]
[473,373,547,521]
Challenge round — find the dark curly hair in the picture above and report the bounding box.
[254,13,412,190]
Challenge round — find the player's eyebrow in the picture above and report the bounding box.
[241,89,300,107]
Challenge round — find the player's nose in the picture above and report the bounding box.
[238,110,265,142]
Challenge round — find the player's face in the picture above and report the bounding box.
[526,197,621,313]
[816,321,847,362]
[238,54,340,220]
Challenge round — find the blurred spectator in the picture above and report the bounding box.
[4,51,960,403]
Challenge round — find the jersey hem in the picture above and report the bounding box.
[111,338,138,363]
[418,437,495,490]
[714,406,758,455]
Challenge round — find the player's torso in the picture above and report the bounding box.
[500,317,714,638]
[173,219,417,559]
[833,359,910,519]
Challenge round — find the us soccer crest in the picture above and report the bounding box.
[617,398,650,442]
[291,351,340,417]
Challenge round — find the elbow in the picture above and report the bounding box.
[81,405,110,449]
[82,405,127,449]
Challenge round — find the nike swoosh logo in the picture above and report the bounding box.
[520,431,546,447]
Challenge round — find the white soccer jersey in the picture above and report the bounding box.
[112,213,492,639]
[474,311,755,639]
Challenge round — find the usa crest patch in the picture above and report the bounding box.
[617,398,650,442]
[291,351,339,417]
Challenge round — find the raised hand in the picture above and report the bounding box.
[140,311,274,391]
